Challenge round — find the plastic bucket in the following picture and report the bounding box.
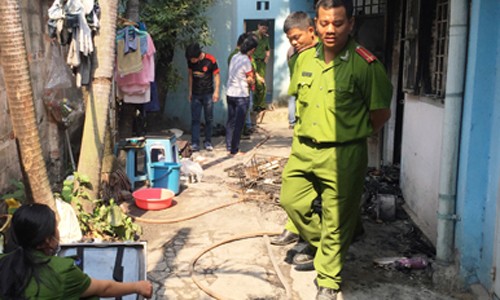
[151,162,181,195]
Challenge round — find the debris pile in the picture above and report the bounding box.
[364,165,436,271]
[363,165,403,222]
[224,155,288,203]
[373,256,430,271]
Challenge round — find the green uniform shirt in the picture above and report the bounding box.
[288,50,299,76]
[0,252,95,299]
[288,40,319,78]
[288,38,392,143]
[251,57,257,73]
[252,30,270,60]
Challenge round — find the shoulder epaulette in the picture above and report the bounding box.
[355,46,377,63]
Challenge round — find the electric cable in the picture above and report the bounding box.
[189,230,286,300]
[123,125,292,298]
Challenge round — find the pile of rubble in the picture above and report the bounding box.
[224,159,404,216]
[362,165,403,222]
[224,154,288,203]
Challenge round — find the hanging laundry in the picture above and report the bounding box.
[115,29,156,104]
[144,82,160,112]
[47,0,100,87]
[116,27,144,76]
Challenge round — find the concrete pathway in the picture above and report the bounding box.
[132,108,480,300]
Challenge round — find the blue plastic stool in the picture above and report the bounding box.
[115,134,180,190]
[144,135,179,182]
[114,139,151,190]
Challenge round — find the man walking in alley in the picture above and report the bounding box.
[186,43,220,152]
[252,20,270,122]
[280,0,393,299]
[271,11,318,247]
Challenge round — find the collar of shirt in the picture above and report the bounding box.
[314,37,355,68]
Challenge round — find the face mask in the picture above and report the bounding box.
[48,235,61,256]
[52,244,62,256]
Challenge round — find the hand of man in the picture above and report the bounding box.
[213,92,219,103]
[257,74,266,84]
[370,108,391,133]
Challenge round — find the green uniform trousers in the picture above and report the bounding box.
[284,218,299,234]
[280,137,367,290]
[253,59,267,110]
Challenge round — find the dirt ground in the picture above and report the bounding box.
[133,108,481,300]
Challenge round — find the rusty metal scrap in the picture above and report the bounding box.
[225,154,287,202]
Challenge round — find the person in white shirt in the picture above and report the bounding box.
[225,35,258,155]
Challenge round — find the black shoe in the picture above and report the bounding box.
[292,245,316,266]
[293,252,315,265]
[270,230,299,246]
[294,261,315,271]
[316,287,339,300]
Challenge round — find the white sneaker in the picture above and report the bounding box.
[204,142,213,151]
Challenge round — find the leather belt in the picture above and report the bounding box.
[298,136,365,148]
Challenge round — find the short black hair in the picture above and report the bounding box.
[316,0,354,18]
[240,35,258,54]
[258,20,269,27]
[283,11,314,34]
[236,32,249,47]
[185,43,202,60]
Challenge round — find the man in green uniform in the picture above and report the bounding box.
[280,1,392,299]
[252,20,270,119]
[271,11,317,247]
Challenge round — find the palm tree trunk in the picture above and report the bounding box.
[0,0,55,210]
[126,0,140,23]
[77,0,119,204]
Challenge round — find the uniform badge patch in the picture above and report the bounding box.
[355,46,377,63]
[301,71,312,77]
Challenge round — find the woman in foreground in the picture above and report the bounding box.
[0,203,152,299]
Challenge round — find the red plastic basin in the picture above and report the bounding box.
[132,188,174,210]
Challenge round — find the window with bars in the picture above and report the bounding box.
[403,0,450,101]
[430,0,449,98]
[353,0,387,15]
[256,1,270,11]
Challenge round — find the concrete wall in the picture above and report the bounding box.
[0,1,62,193]
[164,1,233,132]
[236,0,315,105]
[399,96,444,245]
[455,0,500,289]
[164,0,315,132]
[0,68,21,192]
